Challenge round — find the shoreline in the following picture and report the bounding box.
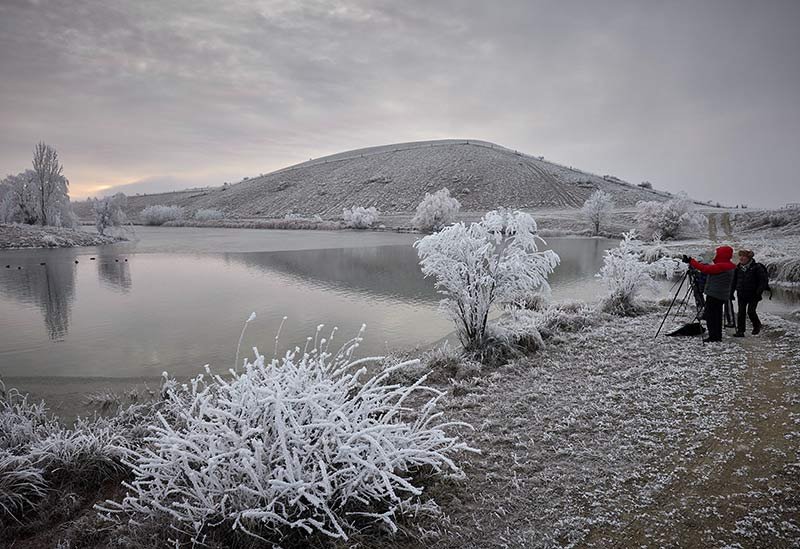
[0,223,124,249]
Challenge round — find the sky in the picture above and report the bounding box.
[0,0,798,207]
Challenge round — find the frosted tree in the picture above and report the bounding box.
[31,142,70,227]
[0,170,39,224]
[93,193,128,235]
[415,209,560,349]
[343,206,379,228]
[598,230,681,315]
[411,187,461,231]
[635,193,706,239]
[581,189,614,235]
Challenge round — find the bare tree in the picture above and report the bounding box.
[31,142,69,226]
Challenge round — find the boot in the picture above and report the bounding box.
[752,324,761,335]
[733,332,745,338]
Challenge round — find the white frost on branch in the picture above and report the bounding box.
[634,193,706,240]
[411,187,461,232]
[415,209,560,349]
[581,189,614,235]
[342,206,379,229]
[598,230,682,315]
[97,326,475,543]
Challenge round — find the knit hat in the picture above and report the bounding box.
[738,249,754,259]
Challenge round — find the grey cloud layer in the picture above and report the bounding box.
[1,0,798,205]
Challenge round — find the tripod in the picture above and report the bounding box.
[654,268,705,339]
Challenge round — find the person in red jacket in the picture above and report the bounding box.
[681,246,737,342]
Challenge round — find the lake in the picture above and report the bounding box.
[1,227,796,417]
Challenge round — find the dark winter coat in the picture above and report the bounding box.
[731,261,769,301]
[689,246,736,301]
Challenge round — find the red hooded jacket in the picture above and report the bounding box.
[690,246,736,275]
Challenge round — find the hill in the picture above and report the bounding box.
[76,139,673,220]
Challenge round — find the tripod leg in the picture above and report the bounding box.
[655,271,688,339]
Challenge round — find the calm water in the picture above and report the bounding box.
[1,227,796,415]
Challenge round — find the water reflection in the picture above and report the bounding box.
[0,259,76,340]
[97,250,132,293]
[226,246,438,304]
[224,238,619,304]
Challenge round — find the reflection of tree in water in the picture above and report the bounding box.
[0,259,76,340]
[224,239,616,304]
[97,250,132,293]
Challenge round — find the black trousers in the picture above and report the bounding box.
[737,297,761,333]
[705,295,724,341]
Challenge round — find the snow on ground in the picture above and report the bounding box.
[397,310,799,549]
[0,223,122,249]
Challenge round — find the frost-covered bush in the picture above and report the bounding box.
[0,379,130,526]
[93,193,127,235]
[411,188,461,232]
[98,328,473,544]
[193,208,224,221]
[27,417,127,484]
[342,206,379,228]
[598,231,681,315]
[581,189,614,235]
[415,209,560,349]
[634,193,706,239]
[140,205,184,225]
[0,451,46,522]
[768,212,789,227]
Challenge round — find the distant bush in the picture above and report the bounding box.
[768,213,789,227]
[93,193,127,235]
[343,206,379,229]
[634,193,706,239]
[98,328,473,544]
[412,188,461,232]
[638,181,653,189]
[193,208,224,221]
[598,231,681,315]
[140,205,184,225]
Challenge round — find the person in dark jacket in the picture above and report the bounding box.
[682,246,736,342]
[731,249,769,336]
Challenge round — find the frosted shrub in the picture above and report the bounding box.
[415,209,560,350]
[581,189,614,235]
[0,451,46,522]
[28,417,127,484]
[98,328,474,544]
[634,193,706,239]
[343,206,379,228]
[93,193,127,235]
[598,231,681,315]
[193,208,224,221]
[140,205,184,225]
[411,188,461,232]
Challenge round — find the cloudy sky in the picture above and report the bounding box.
[1,0,798,206]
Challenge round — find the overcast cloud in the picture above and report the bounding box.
[1,0,798,206]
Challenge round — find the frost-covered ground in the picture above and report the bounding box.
[2,304,798,548]
[0,223,123,249]
[384,310,799,549]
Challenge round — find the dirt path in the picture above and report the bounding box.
[584,321,800,548]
